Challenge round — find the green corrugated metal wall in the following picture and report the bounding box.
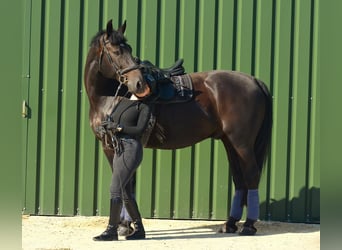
[22,0,320,223]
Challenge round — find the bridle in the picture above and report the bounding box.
[98,36,141,85]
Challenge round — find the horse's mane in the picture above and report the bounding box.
[90,30,127,47]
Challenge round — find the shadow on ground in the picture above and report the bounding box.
[143,220,320,240]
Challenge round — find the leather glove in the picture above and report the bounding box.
[101,120,118,129]
[101,120,123,133]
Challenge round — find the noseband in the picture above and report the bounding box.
[98,36,141,84]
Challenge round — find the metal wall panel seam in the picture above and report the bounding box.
[215,0,235,70]
[235,0,254,73]
[192,141,212,219]
[136,149,155,217]
[307,0,320,222]
[159,0,178,66]
[197,0,216,71]
[177,0,197,72]
[76,0,101,215]
[26,0,45,215]
[269,0,293,221]
[173,147,193,219]
[39,0,63,215]
[139,0,158,62]
[253,0,274,221]
[58,0,83,215]
[288,0,312,222]
[154,150,173,218]
[211,140,230,220]
[262,0,277,220]
[122,0,141,57]
[22,0,33,214]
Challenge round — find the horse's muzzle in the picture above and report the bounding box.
[135,83,151,98]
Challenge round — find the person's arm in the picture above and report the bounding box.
[120,103,151,136]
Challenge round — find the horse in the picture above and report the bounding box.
[84,20,272,235]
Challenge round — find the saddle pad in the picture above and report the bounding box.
[151,74,193,104]
[170,74,193,102]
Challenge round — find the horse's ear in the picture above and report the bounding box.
[118,20,126,34]
[106,19,113,38]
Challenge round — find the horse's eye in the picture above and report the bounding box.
[113,50,121,56]
[120,43,132,53]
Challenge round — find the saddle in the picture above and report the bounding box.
[135,57,185,78]
[135,58,193,104]
[133,58,194,146]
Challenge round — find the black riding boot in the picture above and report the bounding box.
[93,197,123,241]
[124,199,146,240]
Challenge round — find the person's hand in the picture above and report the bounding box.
[101,120,118,130]
[101,121,122,133]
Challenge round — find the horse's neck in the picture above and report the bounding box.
[100,96,119,116]
[85,58,119,125]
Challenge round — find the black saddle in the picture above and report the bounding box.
[134,58,193,104]
[135,58,185,79]
[159,59,185,77]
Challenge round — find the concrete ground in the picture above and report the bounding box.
[22,215,320,250]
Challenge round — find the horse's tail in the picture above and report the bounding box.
[254,78,273,171]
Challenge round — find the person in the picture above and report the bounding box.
[93,97,151,241]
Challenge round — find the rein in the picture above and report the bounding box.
[98,36,141,84]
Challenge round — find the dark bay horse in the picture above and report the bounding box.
[84,20,272,235]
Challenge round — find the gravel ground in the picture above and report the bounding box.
[22,215,320,250]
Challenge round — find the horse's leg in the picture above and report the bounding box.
[233,145,260,235]
[102,146,114,172]
[219,138,247,233]
[220,134,261,235]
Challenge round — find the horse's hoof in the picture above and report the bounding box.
[239,225,257,236]
[218,222,238,233]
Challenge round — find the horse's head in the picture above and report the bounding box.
[96,20,150,97]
